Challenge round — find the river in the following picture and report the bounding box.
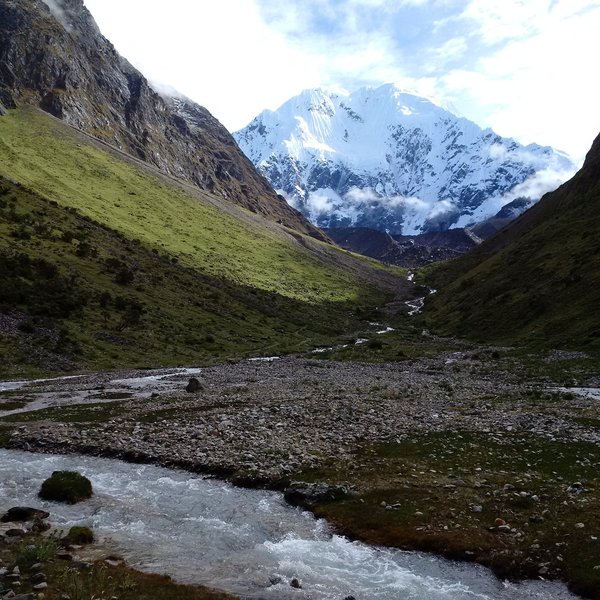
[0,449,578,599]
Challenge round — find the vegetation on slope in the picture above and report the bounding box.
[422,133,600,351]
[0,108,404,377]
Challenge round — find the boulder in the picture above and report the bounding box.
[185,377,202,393]
[38,470,93,504]
[1,507,50,523]
[284,483,351,508]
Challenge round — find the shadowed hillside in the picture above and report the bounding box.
[423,132,600,350]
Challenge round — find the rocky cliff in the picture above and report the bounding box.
[0,0,325,239]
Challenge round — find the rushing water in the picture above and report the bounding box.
[0,450,577,600]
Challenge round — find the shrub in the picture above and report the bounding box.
[39,471,93,504]
[63,525,94,545]
[114,268,135,285]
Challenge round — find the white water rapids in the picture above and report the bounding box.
[0,450,577,599]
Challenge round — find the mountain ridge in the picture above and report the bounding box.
[0,0,326,239]
[235,84,575,235]
[423,130,600,349]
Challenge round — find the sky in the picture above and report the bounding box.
[82,0,600,164]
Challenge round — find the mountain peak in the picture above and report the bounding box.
[0,0,325,239]
[235,85,575,235]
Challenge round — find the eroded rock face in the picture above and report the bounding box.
[0,0,325,240]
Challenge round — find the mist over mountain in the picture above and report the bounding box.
[235,85,575,235]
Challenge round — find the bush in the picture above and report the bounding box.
[63,525,94,545]
[39,471,93,504]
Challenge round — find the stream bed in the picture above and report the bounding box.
[0,449,578,599]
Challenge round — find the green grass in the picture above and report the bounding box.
[292,430,600,597]
[0,107,406,376]
[421,142,600,352]
[0,107,395,304]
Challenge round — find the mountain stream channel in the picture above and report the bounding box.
[0,445,578,600]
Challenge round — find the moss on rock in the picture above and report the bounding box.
[38,470,93,504]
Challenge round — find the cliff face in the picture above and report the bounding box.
[0,0,325,239]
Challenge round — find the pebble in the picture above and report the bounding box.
[574,522,585,529]
[6,357,599,483]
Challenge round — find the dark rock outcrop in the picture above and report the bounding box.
[1,507,50,522]
[0,0,326,240]
[283,483,352,508]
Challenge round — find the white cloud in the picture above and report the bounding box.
[83,0,321,131]
[41,0,71,30]
[81,0,600,162]
[437,0,600,162]
[502,166,576,204]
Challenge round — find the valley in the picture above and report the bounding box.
[1,336,599,598]
[0,1,598,599]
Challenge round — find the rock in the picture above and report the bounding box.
[494,518,506,526]
[104,559,121,567]
[5,530,25,538]
[471,505,483,513]
[29,564,43,573]
[497,525,512,533]
[32,583,47,591]
[0,508,49,523]
[185,378,202,393]
[283,483,350,508]
[29,573,46,585]
[290,578,301,589]
[55,551,73,561]
[38,471,92,504]
[574,522,585,529]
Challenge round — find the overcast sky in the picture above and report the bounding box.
[83,0,600,164]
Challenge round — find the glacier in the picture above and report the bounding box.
[234,84,576,235]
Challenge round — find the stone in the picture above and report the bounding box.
[574,522,585,529]
[5,530,25,538]
[471,505,483,513]
[185,378,202,393]
[32,583,47,591]
[29,573,46,585]
[283,483,350,508]
[0,508,49,523]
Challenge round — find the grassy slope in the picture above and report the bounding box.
[0,108,403,376]
[422,134,600,351]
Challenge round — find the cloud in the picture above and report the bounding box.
[501,166,576,204]
[41,0,71,30]
[436,0,600,162]
[82,0,600,162]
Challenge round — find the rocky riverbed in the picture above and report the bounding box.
[1,349,599,597]
[1,353,598,482]
[0,353,600,481]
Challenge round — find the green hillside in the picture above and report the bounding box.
[0,108,404,376]
[423,134,600,351]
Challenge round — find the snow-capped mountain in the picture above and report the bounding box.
[234,84,576,235]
